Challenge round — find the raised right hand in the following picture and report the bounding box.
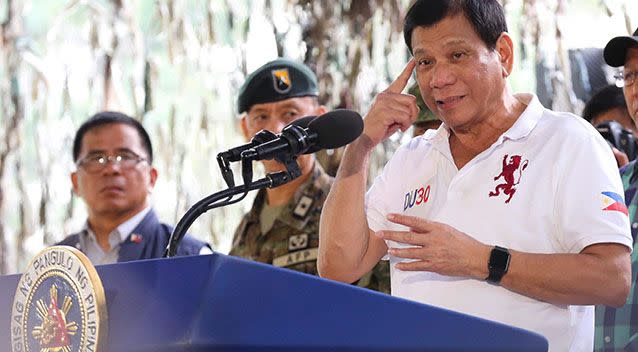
[361,59,420,148]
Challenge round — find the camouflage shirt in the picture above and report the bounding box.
[230,162,390,293]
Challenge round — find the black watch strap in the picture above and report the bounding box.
[486,246,510,284]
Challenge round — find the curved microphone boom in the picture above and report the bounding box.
[240,109,363,162]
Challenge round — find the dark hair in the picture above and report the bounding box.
[403,0,508,53]
[72,111,153,163]
[582,85,629,123]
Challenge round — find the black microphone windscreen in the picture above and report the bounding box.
[288,115,316,129]
[308,109,363,149]
[288,115,323,154]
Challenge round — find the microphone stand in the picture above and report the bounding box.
[164,155,302,258]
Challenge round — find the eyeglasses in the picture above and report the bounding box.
[614,69,637,88]
[76,151,148,173]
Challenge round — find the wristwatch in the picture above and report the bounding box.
[486,246,510,284]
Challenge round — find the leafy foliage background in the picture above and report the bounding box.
[0,0,634,273]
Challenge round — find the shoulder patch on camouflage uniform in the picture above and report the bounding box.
[292,195,314,219]
[288,233,309,251]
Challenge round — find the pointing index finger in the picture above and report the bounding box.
[385,59,416,94]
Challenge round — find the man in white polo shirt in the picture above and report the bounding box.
[318,1,632,351]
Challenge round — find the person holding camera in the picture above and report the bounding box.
[583,84,635,167]
[594,27,638,352]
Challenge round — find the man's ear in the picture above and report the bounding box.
[239,116,251,142]
[311,105,328,120]
[495,32,514,78]
[146,167,158,193]
[315,105,328,116]
[71,172,80,196]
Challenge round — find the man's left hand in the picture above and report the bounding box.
[375,213,491,280]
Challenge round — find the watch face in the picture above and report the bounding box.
[489,247,510,271]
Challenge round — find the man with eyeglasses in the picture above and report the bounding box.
[56,111,211,265]
[594,27,638,352]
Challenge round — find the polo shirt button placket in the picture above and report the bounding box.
[632,222,638,229]
[604,336,611,343]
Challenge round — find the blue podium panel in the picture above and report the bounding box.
[0,254,548,351]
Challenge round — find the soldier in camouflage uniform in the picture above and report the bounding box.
[230,58,390,293]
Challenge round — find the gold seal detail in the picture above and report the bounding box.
[11,246,107,352]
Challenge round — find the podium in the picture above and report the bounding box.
[0,253,547,351]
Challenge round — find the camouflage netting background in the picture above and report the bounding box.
[0,0,635,273]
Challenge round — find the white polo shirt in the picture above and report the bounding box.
[365,94,632,352]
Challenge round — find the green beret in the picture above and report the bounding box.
[237,58,319,114]
[408,83,438,123]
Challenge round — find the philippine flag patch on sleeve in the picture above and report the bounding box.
[601,191,629,216]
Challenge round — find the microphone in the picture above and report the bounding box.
[218,130,277,162]
[217,116,317,162]
[240,109,363,162]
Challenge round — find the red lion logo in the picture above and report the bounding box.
[489,154,529,203]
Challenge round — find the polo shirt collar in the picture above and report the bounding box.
[500,93,544,141]
[422,93,544,151]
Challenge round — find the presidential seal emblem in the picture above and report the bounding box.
[11,246,107,352]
